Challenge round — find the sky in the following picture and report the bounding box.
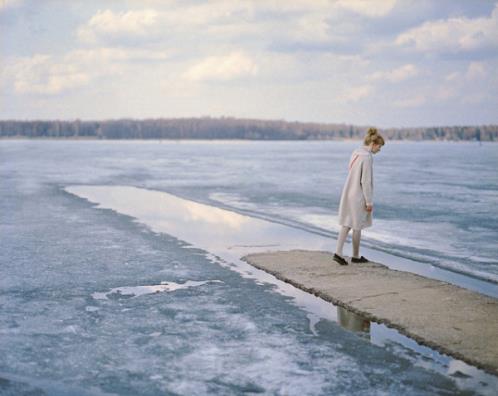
[1,0,497,127]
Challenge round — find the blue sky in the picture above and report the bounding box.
[1,0,497,127]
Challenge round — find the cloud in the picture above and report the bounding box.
[75,2,398,54]
[442,59,497,109]
[78,9,161,44]
[0,0,22,12]
[438,61,489,102]
[336,0,397,18]
[291,14,331,43]
[76,4,257,46]
[69,47,171,63]
[395,3,498,55]
[183,51,258,82]
[4,54,90,95]
[3,47,172,95]
[369,64,419,83]
[444,61,487,84]
[344,84,373,102]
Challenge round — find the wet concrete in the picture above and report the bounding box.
[242,250,498,375]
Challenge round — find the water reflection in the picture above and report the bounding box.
[67,185,307,252]
[337,306,370,333]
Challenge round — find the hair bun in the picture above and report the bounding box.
[367,127,378,136]
[364,127,385,146]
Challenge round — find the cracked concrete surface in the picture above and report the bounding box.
[242,249,498,375]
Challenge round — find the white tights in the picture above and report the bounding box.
[335,226,361,258]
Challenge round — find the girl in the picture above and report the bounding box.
[334,128,385,265]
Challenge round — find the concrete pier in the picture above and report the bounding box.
[242,250,498,375]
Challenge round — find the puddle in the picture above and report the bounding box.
[92,280,223,300]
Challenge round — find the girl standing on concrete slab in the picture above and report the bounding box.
[334,128,385,266]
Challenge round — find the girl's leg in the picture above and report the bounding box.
[335,226,351,256]
[352,229,361,258]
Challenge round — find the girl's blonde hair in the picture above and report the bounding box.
[364,127,385,146]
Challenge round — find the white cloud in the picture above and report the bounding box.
[3,47,172,95]
[5,55,90,95]
[78,9,161,43]
[0,0,22,11]
[75,2,396,51]
[444,61,487,84]
[291,14,331,43]
[395,3,498,54]
[183,51,258,82]
[344,84,373,102]
[69,47,171,63]
[369,64,419,83]
[77,4,258,45]
[335,0,397,18]
[408,59,494,106]
[437,61,489,102]
[388,64,419,82]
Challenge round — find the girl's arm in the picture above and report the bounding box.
[360,156,373,206]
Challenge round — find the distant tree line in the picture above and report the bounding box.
[0,117,496,141]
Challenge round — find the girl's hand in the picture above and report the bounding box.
[366,204,373,212]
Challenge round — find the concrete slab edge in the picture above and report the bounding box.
[241,254,498,376]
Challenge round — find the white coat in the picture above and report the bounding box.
[338,145,374,230]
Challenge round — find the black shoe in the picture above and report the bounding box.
[351,256,369,263]
[333,253,348,266]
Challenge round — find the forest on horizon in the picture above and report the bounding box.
[1,117,496,141]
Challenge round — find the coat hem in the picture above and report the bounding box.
[338,222,372,231]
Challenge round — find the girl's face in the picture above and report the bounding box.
[371,143,382,154]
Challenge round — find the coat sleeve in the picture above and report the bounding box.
[360,156,373,205]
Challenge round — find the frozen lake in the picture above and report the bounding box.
[1,140,497,395]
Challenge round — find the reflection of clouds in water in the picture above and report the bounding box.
[447,359,497,396]
[370,322,498,395]
[65,185,309,251]
[127,186,248,229]
[183,200,247,229]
